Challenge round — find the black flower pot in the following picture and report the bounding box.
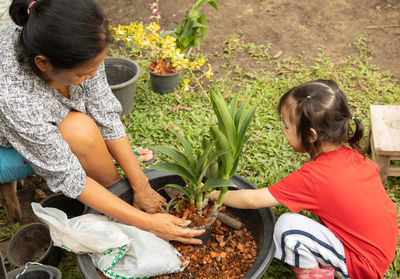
[40,192,86,219]
[105,57,141,115]
[78,170,276,279]
[148,67,180,94]
[166,197,218,246]
[6,223,62,268]
[7,263,62,279]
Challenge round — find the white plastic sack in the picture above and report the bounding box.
[32,203,186,278]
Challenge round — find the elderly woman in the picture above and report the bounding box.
[0,0,203,244]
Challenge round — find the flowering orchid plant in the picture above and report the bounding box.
[110,21,214,82]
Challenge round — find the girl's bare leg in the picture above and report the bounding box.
[58,111,121,187]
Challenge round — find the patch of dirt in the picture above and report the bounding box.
[154,217,257,279]
[96,0,400,78]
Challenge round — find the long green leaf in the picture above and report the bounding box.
[199,149,231,184]
[149,145,191,171]
[149,163,196,185]
[203,178,237,192]
[194,141,215,181]
[210,87,237,152]
[195,0,218,10]
[236,106,256,157]
[228,91,239,119]
[169,129,196,172]
[210,126,234,177]
[234,95,249,128]
[158,184,196,200]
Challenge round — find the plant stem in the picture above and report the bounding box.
[196,191,204,213]
[210,186,228,216]
[202,191,211,209]
[188,68,210,102]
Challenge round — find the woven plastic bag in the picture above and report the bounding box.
[32,203,186,278]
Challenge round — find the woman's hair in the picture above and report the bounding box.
[9,0,111,73]
[278,79,364,159]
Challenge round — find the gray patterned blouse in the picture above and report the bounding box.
[0,25,126,198]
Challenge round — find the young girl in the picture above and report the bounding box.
[0,0,204,244]
[211,80,398,279]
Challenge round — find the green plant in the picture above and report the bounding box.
[207,87,256,215]
[171,0,218,54]
[150,128,235,214]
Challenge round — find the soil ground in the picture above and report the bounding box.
[1,0,399,273]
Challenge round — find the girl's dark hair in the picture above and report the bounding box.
[9,0,111,73]
[278,79,364,159]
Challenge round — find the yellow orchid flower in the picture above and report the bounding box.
[205,64,213,79]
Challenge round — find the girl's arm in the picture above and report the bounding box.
[105,136,167,213]
[210,188,281,209]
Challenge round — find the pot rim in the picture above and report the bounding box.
[6,223,54,267]
[104,57,141,89]
[147,64,180,77]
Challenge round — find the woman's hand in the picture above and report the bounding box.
[147,213,205,245]
[133,183,167,214]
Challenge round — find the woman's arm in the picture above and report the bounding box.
[105,136,167,213]
[78,176,205,244]
[210,188,280,209]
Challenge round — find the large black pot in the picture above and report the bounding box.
[77,169,276,279]
[40,192,86,219]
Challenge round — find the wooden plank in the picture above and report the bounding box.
[370,105,400,155]
[387,167,400,177]
[0,181,22,222]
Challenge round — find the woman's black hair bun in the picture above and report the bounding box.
[9,0,30,26]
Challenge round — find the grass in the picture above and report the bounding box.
[2,33,398,278]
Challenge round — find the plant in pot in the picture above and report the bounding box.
[150,84,256,233]
[149,128,236,242]
[110,22,186,94]
[109,0,218,94]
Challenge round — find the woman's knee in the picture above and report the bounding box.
[59,111,102,151]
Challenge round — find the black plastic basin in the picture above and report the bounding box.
[78,169,276,278]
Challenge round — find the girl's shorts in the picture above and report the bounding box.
[0,146,35,184]
[274,213,350,278]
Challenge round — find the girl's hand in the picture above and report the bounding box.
[133,184,167,213]
[147,213,205,245]
[210,190,221,202]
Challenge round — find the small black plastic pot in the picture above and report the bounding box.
[78,170,276,279]
[7,263,62,279]
[40,192,86,219]
[148,67,180,94]
[6,223,62,268]
[167,198,218,246]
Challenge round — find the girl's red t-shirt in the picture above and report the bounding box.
[268,146,398,279]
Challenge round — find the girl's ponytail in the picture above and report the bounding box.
[348,116,365,156]
[9,0,30,27]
